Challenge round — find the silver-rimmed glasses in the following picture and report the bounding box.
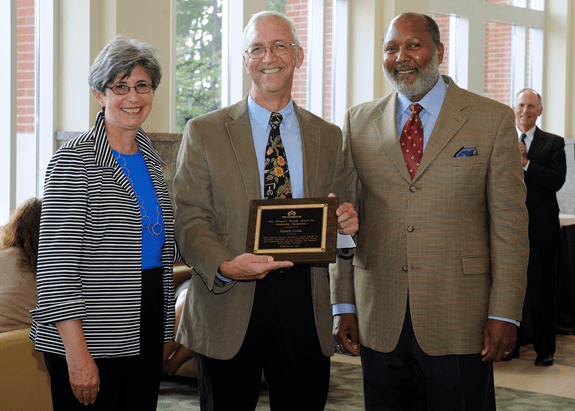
[245,41,298,59]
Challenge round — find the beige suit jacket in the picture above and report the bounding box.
[174,97,347,360]
[331,76,528,356]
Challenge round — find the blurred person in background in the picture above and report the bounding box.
[0,197,42,332]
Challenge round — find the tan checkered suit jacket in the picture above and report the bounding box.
[331,76,529,356]
[173,97,346,360]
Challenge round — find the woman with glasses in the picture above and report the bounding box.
[30,36,176,411]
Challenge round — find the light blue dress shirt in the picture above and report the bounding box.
[248,94,304,199]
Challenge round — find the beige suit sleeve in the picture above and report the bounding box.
[486,108,529,321]
[330,109,360,306]
[173,119,236,293]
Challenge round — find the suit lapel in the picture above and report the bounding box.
[414,77,468,180]
[295,103,320,197]
[374,97,413,182]
[226,98,262,200]
[527,127,544,159]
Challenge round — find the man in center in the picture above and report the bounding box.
[174,11,357,411]
[332,12,528,410]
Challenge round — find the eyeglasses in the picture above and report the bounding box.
[106,83,153,95]
[245,41,298,59]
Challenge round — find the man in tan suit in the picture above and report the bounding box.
[174,11,357,411]
[331,13,528,411]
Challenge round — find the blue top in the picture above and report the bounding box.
[113,149,165,269]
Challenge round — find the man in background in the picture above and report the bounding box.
[509,88,566,366]
[332,12,528,411]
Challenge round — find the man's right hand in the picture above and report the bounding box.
[219,253,293,281]
[333,313,360,356]
[518,140,529,166]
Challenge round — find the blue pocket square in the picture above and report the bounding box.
[454,147,478,157]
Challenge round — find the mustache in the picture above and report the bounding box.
[391,64,420,76]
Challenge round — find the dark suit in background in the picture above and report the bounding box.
[514,88,566,366]
[521,126,566,362]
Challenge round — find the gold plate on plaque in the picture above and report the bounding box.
[246,197,338,264]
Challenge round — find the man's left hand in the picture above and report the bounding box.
[481,319,517,362]
[329,193,358,236]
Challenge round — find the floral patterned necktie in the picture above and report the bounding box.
[400,103,424,179]
[264,112,292,199]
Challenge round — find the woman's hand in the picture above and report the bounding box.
[66,349,100,405]
[56,320,101,404]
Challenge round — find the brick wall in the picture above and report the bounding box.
[432,12,514,106]
[431,14,450,76]
[17,0,35,134]
[287,0,308,109]
[286,0,333,122]
[484,20,512,106]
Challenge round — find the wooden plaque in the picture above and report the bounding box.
[246,197,339,264]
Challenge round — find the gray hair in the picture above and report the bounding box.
[89,36,163,94]
[242,11,300,53]
[383,12,441,46]
[516,88,543,109]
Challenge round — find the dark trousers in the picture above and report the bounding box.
[362,303,495,411]
[520,246,559,356]
[44,267,164,411]
[198,266,330,411]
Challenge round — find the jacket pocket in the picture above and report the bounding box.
[462,256,490,275]
[353,249,368,269]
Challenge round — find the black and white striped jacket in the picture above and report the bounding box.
[30,110,176,358]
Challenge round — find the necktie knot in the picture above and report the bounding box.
[269,112,283,129]
[520,133,527,144]
[410,103,423,116]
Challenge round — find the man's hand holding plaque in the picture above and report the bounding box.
[219,254,293,281]
[332,193,358,236]
[246,194,356,264]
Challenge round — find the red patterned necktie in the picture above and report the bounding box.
[264,112,292,199]
[400,103,424,179]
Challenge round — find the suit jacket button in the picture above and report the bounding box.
[402,265,408,272]
[409,185,417,193]
[407,226,415,232]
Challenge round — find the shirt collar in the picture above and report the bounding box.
[247,93,296,130]
[397,75,448,117]
[517,126,536,140]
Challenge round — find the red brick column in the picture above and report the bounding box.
[17,0,35,134]
[286,0,334,121]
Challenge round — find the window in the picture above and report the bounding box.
[485,0,544,10]
[175,0,223,133]
[430,0,543,106]
[1,0,55,224]
[175,0,346,130]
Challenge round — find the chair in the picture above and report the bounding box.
[0,327,53,411]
